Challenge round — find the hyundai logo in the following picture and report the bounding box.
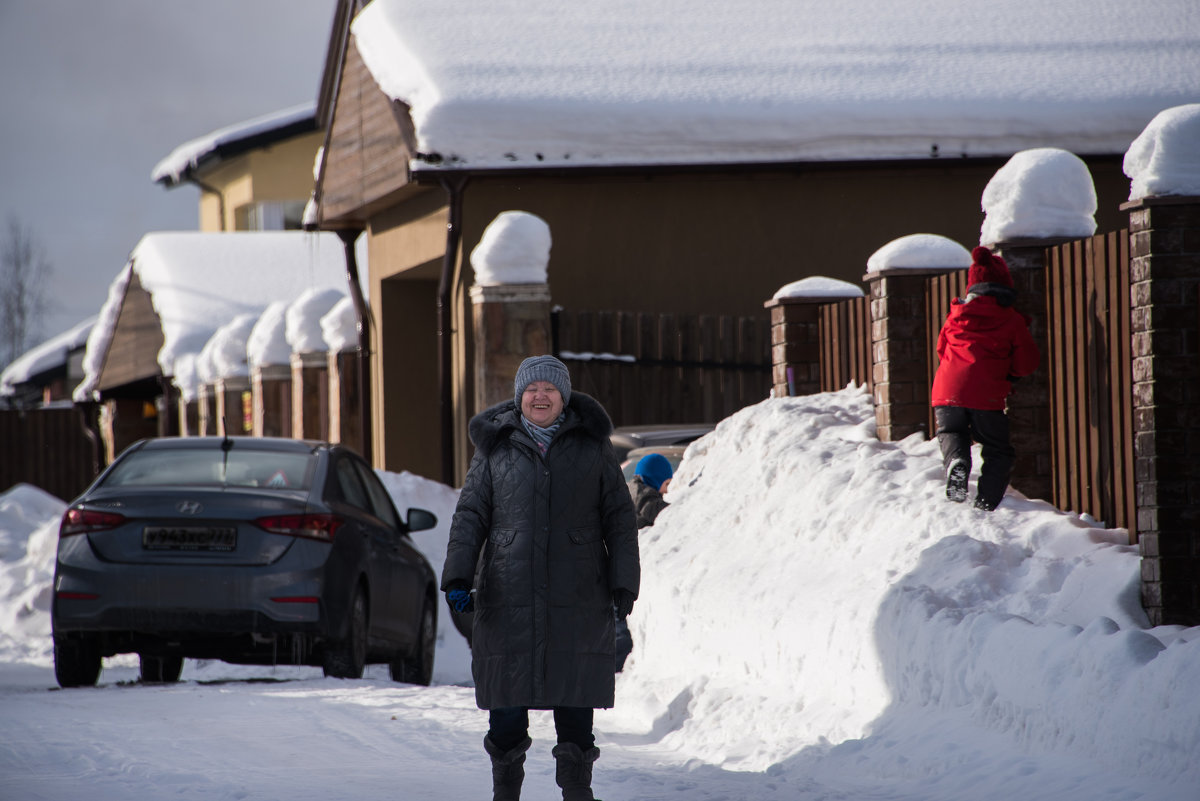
[177,500,203,515]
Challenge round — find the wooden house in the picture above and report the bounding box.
[307,0,1198,485]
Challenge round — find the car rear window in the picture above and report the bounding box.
[103,448,316,491]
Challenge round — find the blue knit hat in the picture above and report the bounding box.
[513,355,572,407]
[634,453,673,491]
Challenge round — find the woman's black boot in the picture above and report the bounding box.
[484,735,531,801]
[551,742,600,801]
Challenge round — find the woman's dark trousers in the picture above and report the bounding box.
[487,707,598,800]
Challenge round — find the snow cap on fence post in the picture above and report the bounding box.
[469,211,554,410]
[470,211,552,285]
[1124,104,1200,201]
[980,148,1097,247]
[866,234,971,274]
[764,277,864,399]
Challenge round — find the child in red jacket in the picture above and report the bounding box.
[932,246,1040,511]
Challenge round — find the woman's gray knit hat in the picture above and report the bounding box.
[513,355,572,407]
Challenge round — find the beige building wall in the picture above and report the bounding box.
[195,131,324,231]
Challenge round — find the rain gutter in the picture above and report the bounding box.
[336,228,373,464]
[436,175,469,486]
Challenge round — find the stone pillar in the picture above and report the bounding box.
[469,283,552,411]
[291,351,329,441]
[762,298,823,397]
[214,376,251,436]
[1125,196,1200,627]
[327,349,362,451]
[988,239,1066,504]
[867,269,956,441]
[252,364,291,438]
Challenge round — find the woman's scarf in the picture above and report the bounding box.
[521,413,565,455]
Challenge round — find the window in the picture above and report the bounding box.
[104,448,315,490]
[353,459,402,531]
[235,201,308,231]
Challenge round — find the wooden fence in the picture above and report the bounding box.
[552,309,771,426]
[0,407,98,502]
[1046,231,1135,536]
[819,296,873,392]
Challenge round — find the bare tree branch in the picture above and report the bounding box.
[1,215,53,366]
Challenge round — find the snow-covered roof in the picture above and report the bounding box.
[0,317,95,397]
[350,0,1200,171]
[75,232,348,401]
[151,102,318,186]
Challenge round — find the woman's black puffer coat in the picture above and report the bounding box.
[442,392,640,710]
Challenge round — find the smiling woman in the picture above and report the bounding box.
[441,354,640,799]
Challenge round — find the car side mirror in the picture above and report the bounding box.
[406,508,437,533]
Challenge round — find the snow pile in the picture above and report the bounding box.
[286,287,347,354]
[320,296,358,353]
[247,301,292,370]
[469,211,552,285]
[772,276,863,300]
[607,387,1199,792]
[1124,103,1200,201]
[351,0,1199,168]
[866,234,971,273]
[0,485,64,664]
[981,148,1098,244]
[196,313,259,384]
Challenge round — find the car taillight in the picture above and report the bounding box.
[60,508,127,537]
[254,514,344,542]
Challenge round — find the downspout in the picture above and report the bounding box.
[189,176,228,231]
[437,175,469,486]
[336,228,372,464]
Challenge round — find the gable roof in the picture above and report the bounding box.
[152,103,319,187]
[349,0,1199,171]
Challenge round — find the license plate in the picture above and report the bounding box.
[143,526,237,551]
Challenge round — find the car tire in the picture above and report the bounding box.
[390,599,435,686]
[54,637,101,688]
[139,653,184,683]
[324,587,367,679]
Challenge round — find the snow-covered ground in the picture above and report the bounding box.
[2,387,1197,800]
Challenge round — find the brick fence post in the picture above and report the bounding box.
[762,298,823,397]
[469,283,552,411]
[866,268,956,441]
[1125,196,1200,627]
[986,239,1067,503]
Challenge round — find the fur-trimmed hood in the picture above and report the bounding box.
[468,391,615,456]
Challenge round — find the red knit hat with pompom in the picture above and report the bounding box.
[968,246,1013,288]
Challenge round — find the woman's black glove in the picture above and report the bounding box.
[613,589,636,619]
[445,580,475,614]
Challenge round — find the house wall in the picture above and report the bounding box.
[196,131,324,231]
[366,193,446,478]
[455,160,1130,318]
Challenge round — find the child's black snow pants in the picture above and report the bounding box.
[934,405,1015,510]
